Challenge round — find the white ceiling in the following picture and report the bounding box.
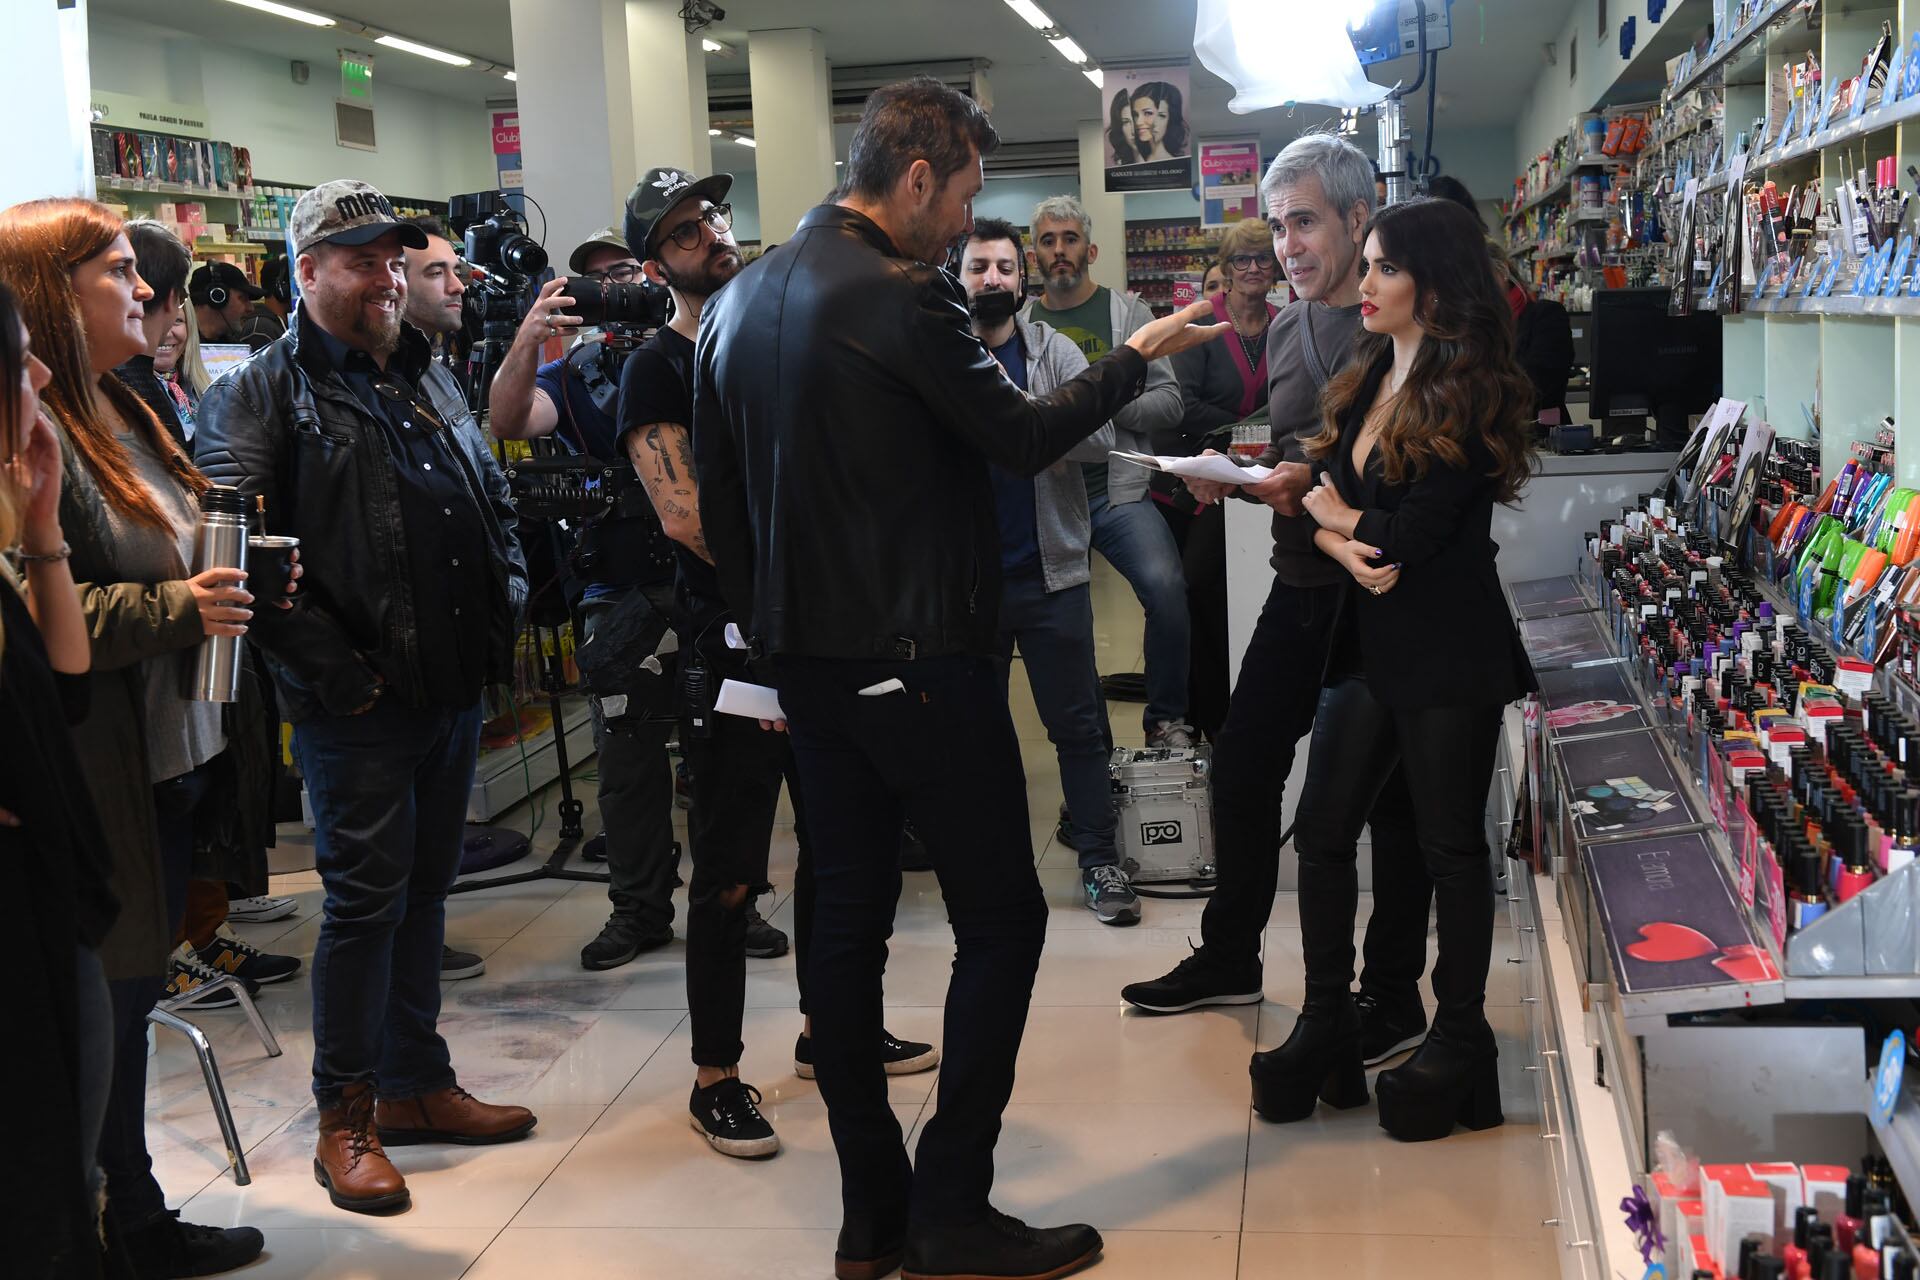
[90,0,1584,175]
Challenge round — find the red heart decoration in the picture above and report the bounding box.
[1624,921,1720,963]
[1712,945,1778,984]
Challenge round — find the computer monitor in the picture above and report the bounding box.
[1588,288,1722,446]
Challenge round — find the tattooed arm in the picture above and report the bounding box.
[624,420,713,564]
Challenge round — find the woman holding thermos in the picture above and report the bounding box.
[0,198,266,1276]
[1255,198,1536,1141]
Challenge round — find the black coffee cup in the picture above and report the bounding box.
[247,535,300,602]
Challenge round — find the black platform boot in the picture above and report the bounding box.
[1249,852,1368,1123]
[1376,841,1501,1142]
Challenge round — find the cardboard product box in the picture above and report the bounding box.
[214,141,235,189]
[116,131,142,179]
[1747,1162,1803,1248]
[1801,1165,1849,1218]
[1715,1174,1776,1273]
[139,135,161,183]
[233,145,252,189]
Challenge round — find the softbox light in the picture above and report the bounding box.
[1193,0,1389,112]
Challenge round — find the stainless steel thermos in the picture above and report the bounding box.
[190,484,249,703]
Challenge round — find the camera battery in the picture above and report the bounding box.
[1110,746,1215,887]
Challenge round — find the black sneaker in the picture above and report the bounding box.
[163,948,258,1009]
[120,1208,265,1279]
[688,1077,779,1158]
[581,830,608,862]
[744,902,789,958]
[581,915,673,971]
[441,944,486,980]
[195,933,302,985]
[902,1208,1102,1280]
[794,1029,940,1080]
[1120,944,1263,1014]
[1356,991,1428,1066]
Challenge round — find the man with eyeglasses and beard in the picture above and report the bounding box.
[487,222,787,974]
[616,167,940,1163]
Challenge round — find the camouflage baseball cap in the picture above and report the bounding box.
[289,179,429,257]
[568,225,632,275]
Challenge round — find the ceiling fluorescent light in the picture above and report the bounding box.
[709,128,722,136]
[701,38,731,54]
[1083,67,1104,89]
[219,0,336,25]
[1049,34,1089,64]
[733,135,757,148]
[1004,0,1053,30]
[502,70,517,81]
[374,34,472,66]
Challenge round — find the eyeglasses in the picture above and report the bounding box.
[662,203,734,252]
[1227,253,1276,272]
[586,262,642,284]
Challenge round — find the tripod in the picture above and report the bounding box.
[448,312,606,894]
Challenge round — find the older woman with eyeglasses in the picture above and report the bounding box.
[1170,218,1283,737]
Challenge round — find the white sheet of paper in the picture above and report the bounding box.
[715,679,786,722]
[1110,450,1274,486]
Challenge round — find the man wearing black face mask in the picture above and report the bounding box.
[961,219,1135,925]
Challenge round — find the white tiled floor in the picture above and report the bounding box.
[148,558,1554,1277]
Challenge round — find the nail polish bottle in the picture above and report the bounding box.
[1784,1206,1819,1277]
[1850,1242,1879,1280]
[1834,1174,1867,1250]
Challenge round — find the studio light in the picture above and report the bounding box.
[1193,0,1387,111]
[218,0,336,25]
[374,34,473,66]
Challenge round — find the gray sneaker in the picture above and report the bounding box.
[1146,721,1196,749]
[1082,864,1141,926]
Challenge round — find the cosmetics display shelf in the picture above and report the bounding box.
[1667,0,1802,101]
[97,173,247,203]
[1693,90,1920,196]
[1869,1080,1920,1217]
[1507,157,1617,222]
[1743,295,1920,317]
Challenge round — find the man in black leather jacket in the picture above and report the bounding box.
[695,76,1224,1280]
[195,179,536,1216]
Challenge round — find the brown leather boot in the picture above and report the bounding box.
[376,1084,537,1146]
[314,1083,409,1213]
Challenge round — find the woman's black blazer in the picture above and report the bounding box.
[1315,361,1537,710]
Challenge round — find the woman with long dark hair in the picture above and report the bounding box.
[0,198,264,1275]
[1250,197,1536,1141]
[1130,82,1191,161]
[1106,89,1142,164]
[0,279,121,1278]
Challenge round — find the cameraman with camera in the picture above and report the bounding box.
[482,225,753,972]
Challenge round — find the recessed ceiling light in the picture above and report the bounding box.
[1004,0,1052,29]
[218,0,335,24]
[502,70,517,81]
[375,34,472,66]
[1049,34,1088,64]
[1083,68,1104,89]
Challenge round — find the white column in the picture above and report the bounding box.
[747,28,836,246]
[1077,120,1129,295]
[509,0,637,258]
[8,0,92,208]
[624,0,713,177]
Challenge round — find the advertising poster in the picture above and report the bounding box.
[1554,730,1700,842]
[1586,832,1779,994]
[1199,137,1262,228]
[492,110,522,189]
[1103,65,1193,193]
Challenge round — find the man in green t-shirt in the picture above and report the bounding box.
[1024,195,1191,748]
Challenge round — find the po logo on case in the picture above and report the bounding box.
[1141,820,1183,846]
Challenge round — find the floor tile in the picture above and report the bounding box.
[462,1227,842,1279]
[1011,1003,1259,1106]
[221,1227,489,1279]
[1237,1229,1557,1277]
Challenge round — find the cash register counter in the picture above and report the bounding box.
[1221,448,1676,892]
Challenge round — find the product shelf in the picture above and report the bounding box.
[1506,157,1618,222]
[1868,1078,1920,1211]
[97,173,247,203]
[1743,294,1920,317]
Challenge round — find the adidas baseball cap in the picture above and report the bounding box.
[289,179,429,257]
[625,167,733,259]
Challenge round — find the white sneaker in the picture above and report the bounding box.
[226,894,298,924]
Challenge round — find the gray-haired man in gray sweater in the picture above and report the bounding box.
[964,217,1140,926]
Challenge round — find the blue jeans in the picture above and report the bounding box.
[293,698,482,1106]
[1088,491,1190,731]
[997,569,1116,870]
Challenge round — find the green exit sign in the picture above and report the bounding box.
[341,58,373,100]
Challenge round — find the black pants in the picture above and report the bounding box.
[582,588,681,935]
[1199,578,1430,1004]
[1293,677,1502,1028]
[773,653,1045,1230]
[682,708,813,1067]
[100,761,214,1232]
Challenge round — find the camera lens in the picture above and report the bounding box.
[498,230,548,276]
[559,278,668,328]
